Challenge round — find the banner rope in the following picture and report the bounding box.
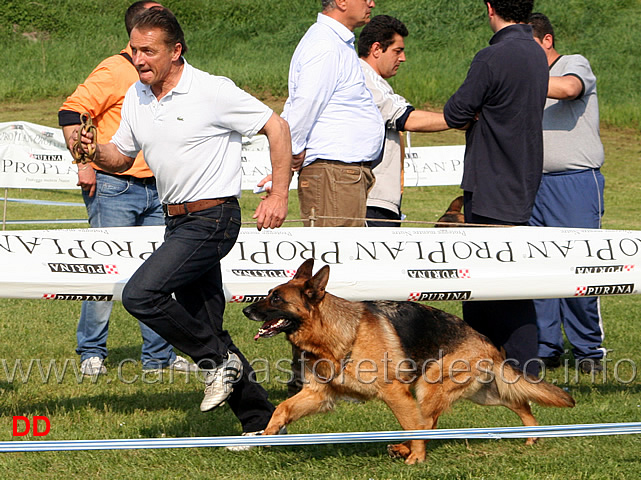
[2,422,640,453]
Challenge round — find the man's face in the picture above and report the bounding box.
[377,33,405,79]
[344,0,375,30]
[130,27,179,87]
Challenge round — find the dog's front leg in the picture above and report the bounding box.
[264,387,333,435]
[380,383,428,465]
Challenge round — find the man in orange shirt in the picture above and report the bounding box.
[58,1,195,377]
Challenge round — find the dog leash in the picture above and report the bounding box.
[71,112,97,164]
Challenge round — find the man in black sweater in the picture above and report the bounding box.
[444,0,548,376]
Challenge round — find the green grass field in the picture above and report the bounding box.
[2,0,641,477]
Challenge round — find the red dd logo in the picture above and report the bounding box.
[12,415,51,436]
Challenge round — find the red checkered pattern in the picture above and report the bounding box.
[408,292,421,302]
[104,265,118,275]
[624,265,635,272]
[42,294,56,300]
[230,295,245,303]
[575,286,587,296]
[286,270,296,277]
[458,269,470,279]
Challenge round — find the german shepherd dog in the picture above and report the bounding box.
[435,195,465,227]
[243,259,575,464]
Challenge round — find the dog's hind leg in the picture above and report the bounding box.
[504,400,539,445]
[379,383,428,465]
[263,386,334,435]
[466,381,540,445]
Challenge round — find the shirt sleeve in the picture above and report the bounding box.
[444,54,492,129]
[109,87,140,158]
[560,56,596,99]
[211,78,273,137]
[283,47,340,155]
[363,65,412,131]
[58,62,121,124]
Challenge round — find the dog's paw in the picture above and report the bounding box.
[387,441,425,464]
[387,442,411,459]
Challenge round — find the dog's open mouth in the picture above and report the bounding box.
[254,318,293,340]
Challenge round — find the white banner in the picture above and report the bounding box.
[0,121,78,189]
[0,123,464,191]
[241,136,465,190]
[404,145,465,187]
[0,226,639,303]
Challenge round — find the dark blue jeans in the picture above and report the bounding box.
[122,198,274,431]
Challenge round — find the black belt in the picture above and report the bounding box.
[312,159,373,167]
[96,170,156,185]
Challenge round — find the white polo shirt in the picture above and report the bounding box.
[282,13,384,167]
[111,59,272,204]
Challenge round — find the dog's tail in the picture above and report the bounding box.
[493,361,575,408]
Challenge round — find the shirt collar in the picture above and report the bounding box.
[317,12,355,45]
[489,23,533,45]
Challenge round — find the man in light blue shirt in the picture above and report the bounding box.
[282,0,384,227]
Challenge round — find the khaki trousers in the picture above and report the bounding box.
[297,159,375,227]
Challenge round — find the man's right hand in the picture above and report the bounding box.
[77,165,97,197]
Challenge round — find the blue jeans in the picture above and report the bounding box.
[121,199,274,431]
[77,171,176,369]
[529,168,606,360]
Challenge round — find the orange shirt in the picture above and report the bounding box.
[59,45,152,178]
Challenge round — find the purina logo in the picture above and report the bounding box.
[48,263,118,275]
[231,269,293,278]
[230,295,267,303]
[407,269,470,279]
[575,265,634,274]
[575,283,635,296]
[31,153,64,162]
[43,294,114,301]
[408,291,472,302]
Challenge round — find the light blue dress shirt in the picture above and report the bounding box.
[282,13,384,168]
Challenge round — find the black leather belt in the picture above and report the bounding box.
[312,159,373,167]
[96,170,156,185]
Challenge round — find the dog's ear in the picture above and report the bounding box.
[293,258,315,281]
[304,264,329,304]
[448,195,464,213]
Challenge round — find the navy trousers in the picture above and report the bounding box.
[529,168,606,361]
[462,192,540,376]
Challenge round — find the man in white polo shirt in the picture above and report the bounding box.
[76,7,292,437]
[282,0,384,227]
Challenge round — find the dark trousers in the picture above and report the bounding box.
[462,192,540,376]
[366,206,402,227]
[121,198,274,431]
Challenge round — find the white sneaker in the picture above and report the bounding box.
[200,352,243,412]
[169,355,199,372]
[225,427,287,452]
[144,355,199,373]
[81,356,107,376]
